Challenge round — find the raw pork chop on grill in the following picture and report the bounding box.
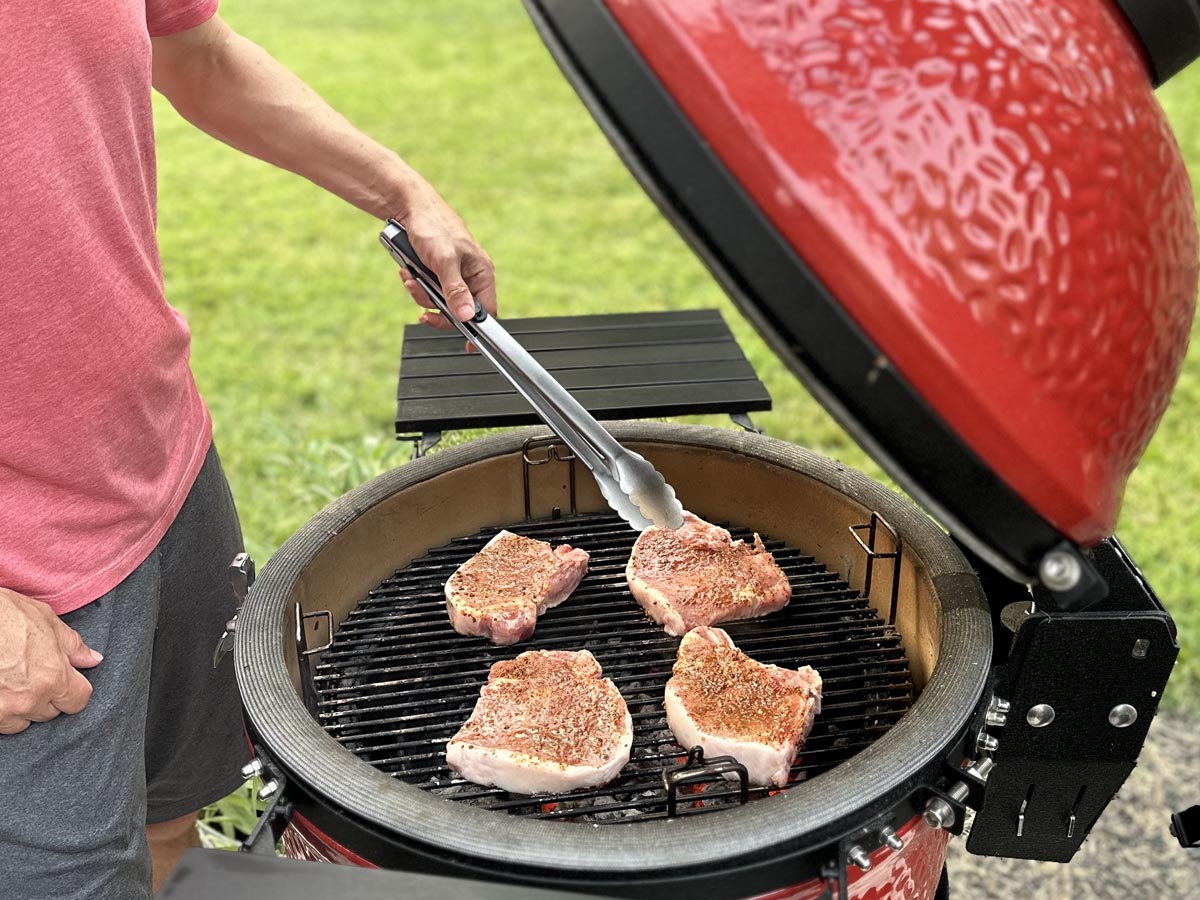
[444,530,589,645]
[626,513,791,636]
[665,626,822,788]
[446,649,633,794]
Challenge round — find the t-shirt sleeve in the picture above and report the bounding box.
[145,0,219,38]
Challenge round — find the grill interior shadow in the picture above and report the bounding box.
[312,513,915,823]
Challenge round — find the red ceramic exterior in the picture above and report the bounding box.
[604,0,1198,543]
[750,817,948,900]
[282,813,379,867]
[284,810,946,900]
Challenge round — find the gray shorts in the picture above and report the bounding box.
[0,444,253,900]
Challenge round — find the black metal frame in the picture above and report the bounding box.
[235,423,992,898]
[965,538,1178,860]
[521,0,1104,608]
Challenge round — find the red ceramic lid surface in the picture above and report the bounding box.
[604,0,1198,546]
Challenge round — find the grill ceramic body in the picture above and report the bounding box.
[282,813,949,900]
[236,424,991,898]
[597,0,1198,546]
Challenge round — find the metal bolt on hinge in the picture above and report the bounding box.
[966,755,996,784]
[986,696,1010,728]
[976,732,1000,754]
[879,826,904,852]
[1039,550,1082,591]
[923,782,970,831]
[846,845,872,871]
[257,779,279,801]
[241,758,264,780]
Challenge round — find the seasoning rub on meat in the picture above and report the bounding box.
[626,513,791,636]
[446,650,633,794]
[665,626,822,788]
[444,530,589,645]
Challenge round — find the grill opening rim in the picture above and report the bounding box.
[236,423,992,875]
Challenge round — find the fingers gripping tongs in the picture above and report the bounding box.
[380,220,684,531]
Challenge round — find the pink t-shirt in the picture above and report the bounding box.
[0,0,219,614]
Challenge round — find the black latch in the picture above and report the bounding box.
[1170,805,1200,848]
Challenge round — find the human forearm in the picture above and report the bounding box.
[152,16,414,219]
[151,15,495,320]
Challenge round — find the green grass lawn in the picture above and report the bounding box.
[157,0,1200,727]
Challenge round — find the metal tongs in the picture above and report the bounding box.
[380,220,684,531]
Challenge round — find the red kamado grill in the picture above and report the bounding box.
[227,1,1200,898]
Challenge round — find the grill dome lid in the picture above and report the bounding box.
[522,0,1200,605]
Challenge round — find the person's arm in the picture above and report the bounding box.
[149,14,494,326]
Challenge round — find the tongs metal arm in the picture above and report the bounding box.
[379,220,683,531]
[380,220,625,474]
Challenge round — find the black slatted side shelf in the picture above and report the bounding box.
[396,309,771,434]
[313,513,915,824]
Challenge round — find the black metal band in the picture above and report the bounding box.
[1113,0,1200,86]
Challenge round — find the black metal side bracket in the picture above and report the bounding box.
[965,538,1177,862]
[849,512,902,625]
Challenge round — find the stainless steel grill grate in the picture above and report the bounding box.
[312,512,914,823]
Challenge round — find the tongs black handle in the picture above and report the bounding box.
[381,219,488,323]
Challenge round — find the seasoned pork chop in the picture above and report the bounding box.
[626,513,791,636]
[445,531,589,645]
[665,626,822,787]
[446,650,632,794]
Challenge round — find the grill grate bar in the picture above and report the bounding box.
[318,682,914,733]
[325,565,843,631]
[313,512,915,824]
[316,671,913,721]
[317,608,891,659]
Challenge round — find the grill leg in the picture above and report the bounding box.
[935,865,950,900]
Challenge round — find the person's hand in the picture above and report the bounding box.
[0,587,103,734]
[392,177,497,332]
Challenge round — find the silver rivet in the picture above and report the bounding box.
[976,733,1000,753]
[879,826,904,851]
[1027,704,1056,727]
[1039,551,1082,592]
[256,779,279,801]
[986,696,1010,727]
[240,758,263,779]
[1132,639,1149,659]
[847,845,872,871]
[1108,704,1138,728]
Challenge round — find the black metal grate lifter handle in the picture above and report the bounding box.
[312,512,915,824]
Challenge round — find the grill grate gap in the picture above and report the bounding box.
[313,512,915,823]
